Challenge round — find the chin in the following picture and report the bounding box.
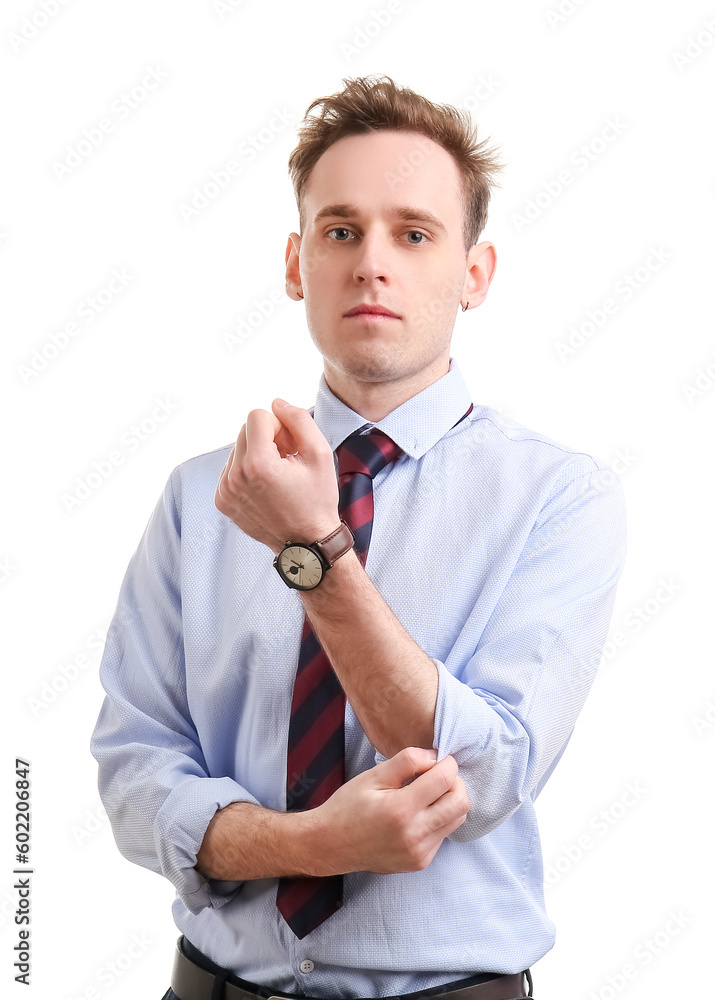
[336,354,404,382]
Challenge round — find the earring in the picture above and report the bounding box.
[461,301,469,312]
[297,291,304,299]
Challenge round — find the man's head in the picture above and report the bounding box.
[284,75,504,416]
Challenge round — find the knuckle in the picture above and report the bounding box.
[436,767,452,795]
[403,746,423,769]
[411,845,431,871]
[387,799,409,831]
[403,835,424,869]
[242,456,266,481]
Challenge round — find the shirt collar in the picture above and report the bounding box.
[311,357,472,459]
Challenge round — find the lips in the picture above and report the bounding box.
[344,305,400,318]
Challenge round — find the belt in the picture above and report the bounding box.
[171,937,533,1000]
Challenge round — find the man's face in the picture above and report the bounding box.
[286,130,493,398]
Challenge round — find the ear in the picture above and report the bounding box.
[285,232,303,301]
[462,241,497,309]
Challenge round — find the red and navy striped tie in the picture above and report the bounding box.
[276,406,473,939]
[275,428,403,939]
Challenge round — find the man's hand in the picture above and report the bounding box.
[312,747,471,875]
[214,399,340,555]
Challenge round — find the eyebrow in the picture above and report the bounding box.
[312,203,448,235]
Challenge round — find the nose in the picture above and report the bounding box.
[351,227,392,284]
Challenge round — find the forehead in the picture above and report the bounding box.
[302,130,464,226]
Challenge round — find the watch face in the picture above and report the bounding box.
[277,545,324,590]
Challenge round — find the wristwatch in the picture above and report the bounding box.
[273,521,354,591]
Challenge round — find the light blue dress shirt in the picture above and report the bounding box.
[90,356,627,997]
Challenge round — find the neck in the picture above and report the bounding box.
[323,356,451,422]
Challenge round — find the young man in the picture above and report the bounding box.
[91,75,627,1000]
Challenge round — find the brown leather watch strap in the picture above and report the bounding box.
[313,520,354,568]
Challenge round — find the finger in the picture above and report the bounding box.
[225,440,237,479]
[244,409,282,467]
[218,418,246,498]
[230,424,247,475]
[424,781,471,836]
[375,747,439,789]
[216,444,236,501]
[425,807,468,843]
[403,755,459,810]
[271,399,330,463]
[274,423,300,458]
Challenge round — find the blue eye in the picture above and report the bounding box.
[327,228,353,241]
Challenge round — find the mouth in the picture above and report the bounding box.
[343,305,401,320]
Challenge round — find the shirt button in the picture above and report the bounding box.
[299,960,314,974]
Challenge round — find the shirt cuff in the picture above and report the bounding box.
[372,657,483,765]
[154,775,262,914]
[372,657,496,842]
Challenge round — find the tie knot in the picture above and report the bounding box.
[336,428,403,480]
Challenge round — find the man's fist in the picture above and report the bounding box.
[214,399,340,554]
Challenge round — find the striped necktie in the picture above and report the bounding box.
[276,404,473,939]
[275,428,403,939]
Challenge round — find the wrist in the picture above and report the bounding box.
[299,544,361,602]
[269,517,342,557]
[273,521,355,591]
[291,804,344,878]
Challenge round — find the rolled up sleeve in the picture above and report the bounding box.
[375,465,627,842]
[90,470,261,913]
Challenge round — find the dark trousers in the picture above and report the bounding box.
[162,937,535,999]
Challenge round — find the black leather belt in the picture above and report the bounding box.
[170,937,534,1000]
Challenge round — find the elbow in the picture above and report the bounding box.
[446,741,533,843]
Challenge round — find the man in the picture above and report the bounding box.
[91,75,627,1000]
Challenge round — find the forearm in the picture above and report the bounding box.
[300,546,439,759]
[195,800,334,880]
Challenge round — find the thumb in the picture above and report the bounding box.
[272,398,324,461]
[377,746,439,788]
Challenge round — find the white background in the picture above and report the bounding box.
[2,1,714,997]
